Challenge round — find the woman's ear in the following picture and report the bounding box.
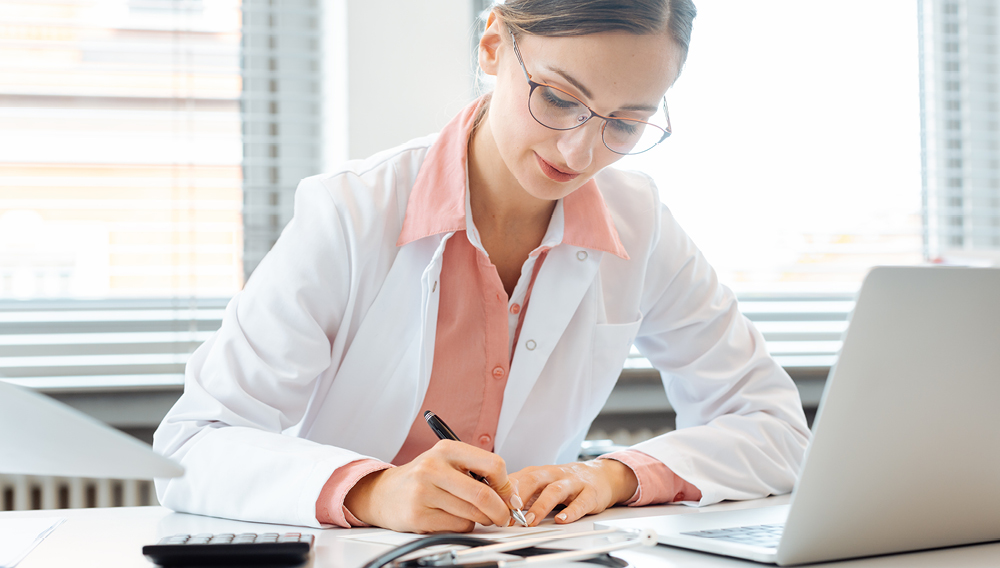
[478,11,502,77]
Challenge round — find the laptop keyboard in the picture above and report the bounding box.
[681,523,785,549]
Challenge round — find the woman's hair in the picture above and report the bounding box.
[492,0,697,70]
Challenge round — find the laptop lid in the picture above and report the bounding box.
[0,380,183,480]
[597,266,1000,566]
[775,265,1000,564]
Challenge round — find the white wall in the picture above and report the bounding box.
[324,0,478,168]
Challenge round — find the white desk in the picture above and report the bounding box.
[6,496,999,568]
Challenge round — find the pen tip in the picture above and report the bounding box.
[511,508,528,527]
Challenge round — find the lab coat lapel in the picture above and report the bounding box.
[495,245,603,451]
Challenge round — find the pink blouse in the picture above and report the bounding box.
[316,99,699,528]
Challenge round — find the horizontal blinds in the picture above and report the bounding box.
[240,0,323,279]
[626,294,855,372]
[0,0,244,299]
[0,298,226,390]
[1,294,854,391]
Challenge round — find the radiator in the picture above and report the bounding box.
[0,475,156,511]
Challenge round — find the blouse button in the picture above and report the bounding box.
[479,434,492,446]
[492,366,505,379]
[510,303,521,315]
[576,250,588,261]
[525,339,537,351]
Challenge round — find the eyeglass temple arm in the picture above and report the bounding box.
[509,29,533,83]
[663,98,672,135]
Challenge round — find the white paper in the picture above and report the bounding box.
[348,525,561,547]
[0,517,65,568]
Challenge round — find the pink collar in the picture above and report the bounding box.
[397,97,628,260]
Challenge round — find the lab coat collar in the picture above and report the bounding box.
[396,97,628,260]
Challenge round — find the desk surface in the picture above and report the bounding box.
[5,496,999,568]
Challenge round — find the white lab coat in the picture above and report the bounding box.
[153,134,810,528]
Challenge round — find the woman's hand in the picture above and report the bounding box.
[510,459,638,526]
[343,440,521,533]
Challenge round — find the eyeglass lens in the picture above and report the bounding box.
[528,85,667,155]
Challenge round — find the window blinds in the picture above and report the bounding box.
[0,0,244,299]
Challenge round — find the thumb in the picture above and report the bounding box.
[493,477,524,510]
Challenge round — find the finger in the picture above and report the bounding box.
[432,441,514,523]
[423,479,496,527]
[411,508,477,534]
[433,468,511,527]
[493,477,524,511]
[552,487,600,525]
[510,467,555,511]
[526,480,579,526]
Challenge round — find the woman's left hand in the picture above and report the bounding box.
[509,459,638,526]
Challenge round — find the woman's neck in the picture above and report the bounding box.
[467,109,556,237]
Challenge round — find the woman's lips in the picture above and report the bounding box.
[535,153,580,182]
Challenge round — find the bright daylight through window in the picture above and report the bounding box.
[620,1,924,294]
[0,0,243,299]
[4,0,992,390]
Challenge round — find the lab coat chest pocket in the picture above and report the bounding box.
[589,316,644,407]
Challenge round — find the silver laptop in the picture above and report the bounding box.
[0,380,183,480]
[597,266,1000,565]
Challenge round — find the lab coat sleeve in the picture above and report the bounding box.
[153,175,378,527]
[630,197,811,506]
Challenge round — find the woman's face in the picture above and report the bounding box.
[478,16,681,203]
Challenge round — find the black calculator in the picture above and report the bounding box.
[142,532,314,566]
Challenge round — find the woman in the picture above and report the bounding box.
[154,0,810,534]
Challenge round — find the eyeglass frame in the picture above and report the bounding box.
[508,28,672,156]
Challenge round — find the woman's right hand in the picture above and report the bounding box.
[343,440,521,533]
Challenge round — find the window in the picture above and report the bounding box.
[1,0,243,390]
[619,1,922,295]
[0,1,243,299]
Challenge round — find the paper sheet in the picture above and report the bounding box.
[0,517,65,568]
[347,525,562,547]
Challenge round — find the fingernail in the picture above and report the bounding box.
[556,512,568,522]
[525,512,535,526]
[511,493,524,510]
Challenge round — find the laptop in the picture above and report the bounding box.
[597,266,1000,565]
[0,380,183,480]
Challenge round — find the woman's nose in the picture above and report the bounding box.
[555,120,601,172]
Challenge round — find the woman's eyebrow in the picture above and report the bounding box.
[546,65,660,114]
[547,66,594,99]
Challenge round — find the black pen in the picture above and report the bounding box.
[423,410,528,527]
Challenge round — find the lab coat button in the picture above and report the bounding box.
[525,339,536,350]
[492,366,505,379]
[432,281,438,293]
[479,434,492,446]
[510,303,520,315]
[576,250,588,261]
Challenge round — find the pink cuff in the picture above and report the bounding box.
[316,459,393,527]
[600,449,700,506]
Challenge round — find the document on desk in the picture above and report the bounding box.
[0,517,65,568]
[348,525,560,547]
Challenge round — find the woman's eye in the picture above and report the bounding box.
[542,87,581,109]
[608,119,640,136]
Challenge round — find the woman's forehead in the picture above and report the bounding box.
[515,31,680,109]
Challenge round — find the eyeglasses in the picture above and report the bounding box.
[509,30,672,156]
